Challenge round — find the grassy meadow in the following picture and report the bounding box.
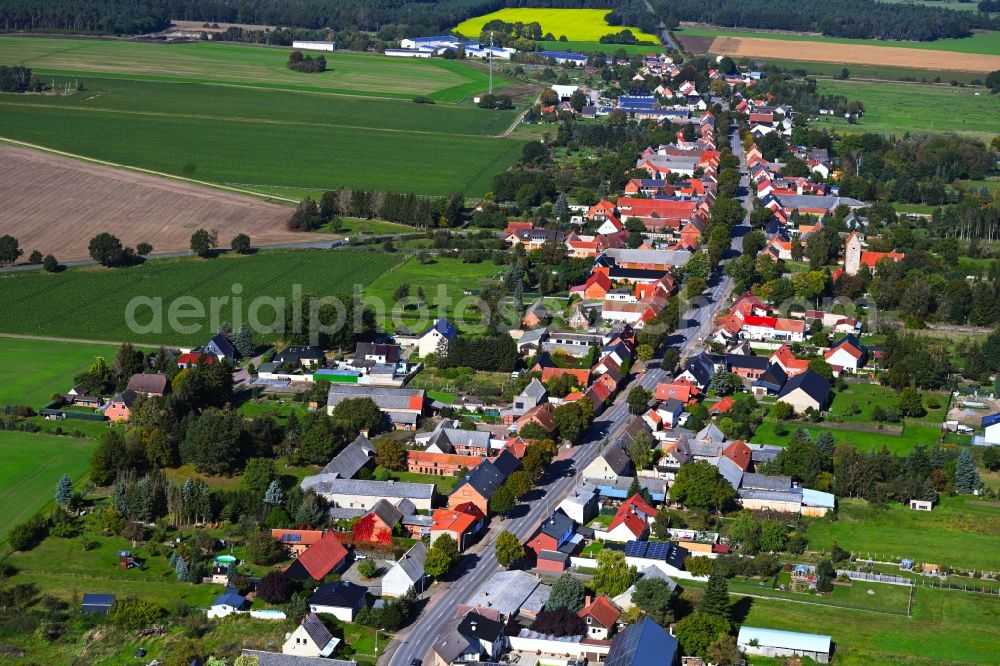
[812,79,1000,141]
[534,40,661,55]
[363,255,506,333]
[456,8,658,43]
[0,431,95,542]
[0,250,401,346]
[806,496,1000,571]
[0,337,122,407]
[0,37,508,102]
[675,25,1000,55]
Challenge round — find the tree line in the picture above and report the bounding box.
[651,0,997,40]
[290,188,464,231]
[0,65,43,92]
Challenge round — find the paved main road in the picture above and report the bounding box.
[384,127,753,666]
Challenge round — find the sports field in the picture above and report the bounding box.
[0,250,401,346]
[812,79,1000,141]
[0,337,122,408]
[807,496,1000,571]
[0,431,95,542]
[455,8,658,43]
[0,75,523,198]
[740,586,1000,665]
[0,37,507,102]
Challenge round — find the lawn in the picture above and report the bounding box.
[754,419,942,455]
[390,470,460,495]
[812,79,1000,141]
[725,575,912,614]
[737,585,1000,665]
[0,431,96,542]
[455,8,659,43]
[0,336,123,408]
[806,496,1000,571]
[0,76,524,199]
[362,255,505,333]
[0,37,510,102]
[0,250,400,346]
[675,25,1000,55]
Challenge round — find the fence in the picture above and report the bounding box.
[837,569,913,587]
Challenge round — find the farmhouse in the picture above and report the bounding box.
[301,477,435,511]
[325,385,425,430]
[776,370,832,413]
[125,373,167,397]
[737,626,832,664]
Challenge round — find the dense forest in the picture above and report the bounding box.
[652,0,998,41]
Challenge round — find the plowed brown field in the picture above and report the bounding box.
[0,143,336,262]
[709,36,1000,73]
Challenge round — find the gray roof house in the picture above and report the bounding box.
[320,435,375,479]
[582,441,633,480]
[464,569,551,621]
[242,651,356,666]
[301,477,435,511]
[282,611,340,658]
[325,385,425,429]
[381,542,428,597]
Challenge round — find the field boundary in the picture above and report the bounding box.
[0,136,299,203]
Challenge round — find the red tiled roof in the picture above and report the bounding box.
[578,595,621,628]
[289,531,347,580]
[271,529,324,547]
[723,440,752,470]
[709,396,734,414]
[432,508,479,535]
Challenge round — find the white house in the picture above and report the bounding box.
[381,542,427,598]
[207,590,247,619]
[981,413,1000,445]
[559,483,599,524]
[418,318,458,357]
[581,442,632,481]
[283,612,340,658]
[308,581,367,622]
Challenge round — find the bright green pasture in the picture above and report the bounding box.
[0,337,121,407]
[0,250,400,346]
[0,37,508,101]
[362,255,505,333]
[0,76,523,198]
[676,25,1000,55]
[739,585,1000,665]
[812,79,1000,141]
[456,8,658,43]
[806,496,1000,571]
[535,40,661,55]
[0,431,95,542]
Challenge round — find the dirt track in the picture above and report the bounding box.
[0,143,335,262]
[709,36,1000,73]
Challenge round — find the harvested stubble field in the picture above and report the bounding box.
[707,35,1000,73]
[0,143,326,262]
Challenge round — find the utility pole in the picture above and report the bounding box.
[488,31,494,95]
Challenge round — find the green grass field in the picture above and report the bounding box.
[0,337,122,407]
[0,250,401,346]
[807,496,1000,571]
[456,8,659,43]
[0,37,508,102]
[0,75,523,198]
[363,255,505,333]
[755,58,984,83]
[535,40,661,55]
[0,431,95,542]
[812,79,1000,141]
[676,25,1000,55]
[739,585,1000,665]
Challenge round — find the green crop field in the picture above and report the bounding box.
[0,250,401,346]
[363,255,505,333]
[0,431,95,542]
[675,25,1000,55]
[749,58,984,84]
[0,36,509,102]
[0,337,122,408]
[807,496,1000,571]
[456,8,659,43]
[535,40,661,55]
[812,79,1000,141]
[0,75,523,198]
